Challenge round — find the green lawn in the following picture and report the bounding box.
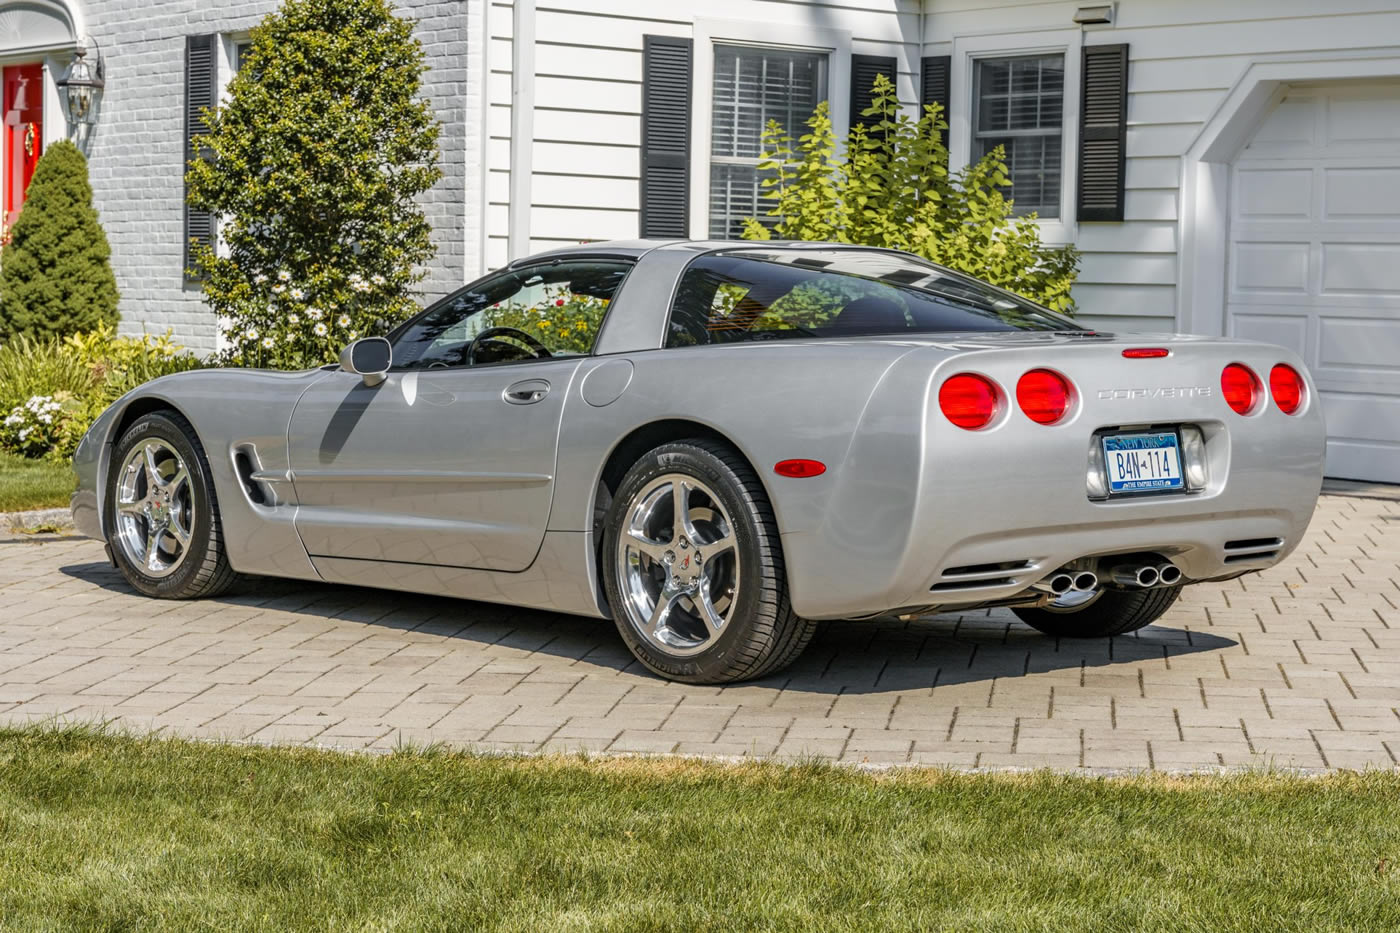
[0,727,1396,931]
[0,451,74,513]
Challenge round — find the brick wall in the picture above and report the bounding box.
[83,0,475,354]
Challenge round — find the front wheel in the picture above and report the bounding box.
[1012,584,1183,638]
[601,440,816,684]
[106,410,240,599]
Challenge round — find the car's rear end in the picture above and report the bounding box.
[787,331,1325,619]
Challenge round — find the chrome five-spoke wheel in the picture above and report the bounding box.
[114,439,195,578]
[616,473,739,657]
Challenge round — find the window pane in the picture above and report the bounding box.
[390,262,631,369]
[667,249,1076,348]
[973,54,1064,218]
[709,45,825,238]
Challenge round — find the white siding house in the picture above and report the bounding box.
[2,0,1397,481]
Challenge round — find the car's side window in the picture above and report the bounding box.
[389,261,631,370]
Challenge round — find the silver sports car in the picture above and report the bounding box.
[71,241,1325,684]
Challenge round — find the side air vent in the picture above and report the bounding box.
[1223,537,1283,563]
[932,577,1016,592]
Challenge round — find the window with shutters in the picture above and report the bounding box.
[972,54,1064,219]
[708,45,826,239]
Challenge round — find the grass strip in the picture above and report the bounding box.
[0,452,74,513]
[0,725,1396,931]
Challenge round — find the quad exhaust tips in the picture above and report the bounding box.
[1109,562,1183,588]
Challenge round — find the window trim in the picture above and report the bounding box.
[949,28,1083,243]
[689,17,852,240]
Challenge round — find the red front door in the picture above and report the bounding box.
[3,64,44,235]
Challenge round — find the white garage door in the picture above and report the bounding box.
[1228,84,1400,484]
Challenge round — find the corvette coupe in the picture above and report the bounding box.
[71,241,1326,684]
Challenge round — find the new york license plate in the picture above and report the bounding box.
[1102,432,1184,494]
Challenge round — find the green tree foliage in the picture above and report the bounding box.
[0,141,120,340]
[187,0,442,368]
[742,74,1079,312]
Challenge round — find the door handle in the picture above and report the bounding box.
[503,379,551,405]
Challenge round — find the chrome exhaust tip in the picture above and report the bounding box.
[1157,563,1183,586]
[1110,565,1158,587]
[1072,571,1098,592]
[1033,573,1075,596]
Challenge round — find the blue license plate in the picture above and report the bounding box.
[1102,432,1184,494]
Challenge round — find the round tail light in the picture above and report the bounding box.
[1269,363,1305,415]
[1220,363,1261,415]
[1016,369,1073,425]
[939,373,1000,430]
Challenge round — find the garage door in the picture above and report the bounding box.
[1227,84,1400,484]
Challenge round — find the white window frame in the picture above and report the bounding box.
[690,17,851,241]
[949,28,1082,244]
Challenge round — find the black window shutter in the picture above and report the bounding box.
[920,55,951,118]
[184,34,217,280]
[1078,43,1128,222]
[849,54,896,132]
[640,35,692,238]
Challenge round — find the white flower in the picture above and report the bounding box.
[314,323,328,336]
[290,288,305,300]
[370,274,386,286]
[307,308,323,321]
[3,414,22,426]
[287,313,300,324]
[254,274,268,285]
[336,314,350,328]
[18,427,31,441]
[38,414,52,424]
[272,284,286,295]
[348,331,359,340]
[277,270,291,282]
[261,337,275,349]
[244,328,259,341]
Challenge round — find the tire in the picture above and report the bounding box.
[105,410,240,600]
[1012,584,1183,638]
[601,439,816,684]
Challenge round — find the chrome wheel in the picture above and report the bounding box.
[113,439,195,579]
[616,473,739,657]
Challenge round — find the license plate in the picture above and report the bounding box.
[1102,432,1184,494]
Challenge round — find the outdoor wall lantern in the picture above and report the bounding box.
[57,43,106,128]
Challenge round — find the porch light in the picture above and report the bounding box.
[57,45,106,128]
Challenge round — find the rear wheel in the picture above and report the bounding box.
[106,411,240,599]
[601,440,816,684]
[1012,585,1183,638]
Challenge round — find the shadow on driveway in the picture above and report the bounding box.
[61,560,1235,697]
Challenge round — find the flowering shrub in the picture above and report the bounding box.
[0,327,203,461]
[186,0,443,370]
[478,286,610,355]
[0,395,80,458]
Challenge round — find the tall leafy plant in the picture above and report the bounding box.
[186,0,442,368]
[742,74,1079,312]
[0,141,120,340]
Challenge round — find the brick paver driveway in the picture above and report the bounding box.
[1,495,1396,771]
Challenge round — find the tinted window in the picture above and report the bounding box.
[390,261,631,369]
[666,249,1076,347]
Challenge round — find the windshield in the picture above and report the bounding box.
[666,248,1080,347]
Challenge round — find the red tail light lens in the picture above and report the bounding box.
[1122,348,1169,359]
[1221,363,1261,415]
[1016,369,1073,425]
[939,373,1000,430]
[774,459,826,478]
[1269,364,1305,415]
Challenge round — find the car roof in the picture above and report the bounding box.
[508,239,911,267]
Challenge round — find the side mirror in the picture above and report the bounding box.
[339,337,392,387]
